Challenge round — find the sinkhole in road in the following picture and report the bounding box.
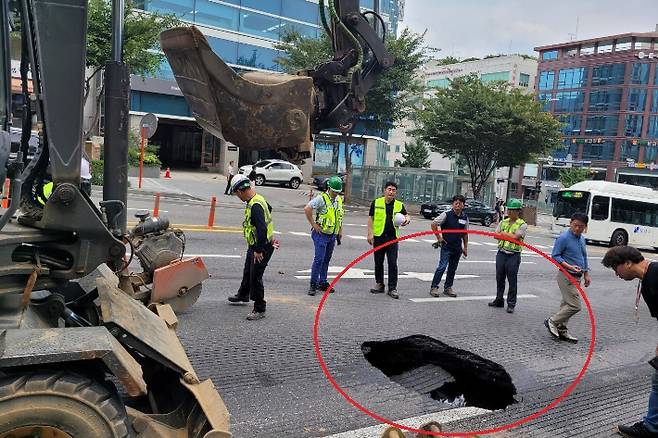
[361,335,517,410]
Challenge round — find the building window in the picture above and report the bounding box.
[207,37,239,65]
[538,71,555,90]
[542,50,558,60]
[624,115,644,137]
[581,44,595,56]
[141,0,194,20]
[281,0,319,24]
[519,73,530,87]
[236,44,281,71]
[615,38,632,51]
[591,63,626,86]
[645,144,658,162]
[620,141,640,161]
[279,20,319,39]
[635,38,652,50]
[631,63,651,85]
[241,0,282,15]
[239,10,282,40]
[648,116,658,139]
[559,115,582,135]
[395,145,400,153]
[194,1,239,31]
[597,41,613,54]
[653,90,658,112]
[565,47,578,58]
[588,88,623,112]
[585,115,619,136]
[557,67,588,89]
[538,93,554,111]
[554,91,584,113]
[627,89,647,112]
[480,71,510,83]
[582,141,615,161]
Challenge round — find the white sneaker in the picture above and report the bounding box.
[544,318,559,338]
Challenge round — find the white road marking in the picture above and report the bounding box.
[468,241,483,245]
[532,244,550,249]
[323,407,490,438]
[294,267,478,281]
[344,223,367,227]
[273,230,282,235]
[347,235,368,240]
[488,249,542,257]
[184,254,241,258]
[127,207,169,213]
[410,294,538,303]
[482,242,498,246]
[290,231,311,237]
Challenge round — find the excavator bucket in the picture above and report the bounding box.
[160,26,315,160]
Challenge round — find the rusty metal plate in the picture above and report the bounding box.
[180,378,231,438]
[97,277,195,375]
[160,26,314,154]
[0,327,146,396]
[150,257,209,309]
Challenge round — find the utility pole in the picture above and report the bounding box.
[103,0,129,233]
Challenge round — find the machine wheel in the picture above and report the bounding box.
[0,372,131,438]
[254,175,265,186]
[289,178,301,189]
[482,215,493,227]
[610,229,628,247]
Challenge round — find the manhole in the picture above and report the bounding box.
[361,335,516,410]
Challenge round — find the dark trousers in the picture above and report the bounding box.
[224,174,234,194]
[495,250,521,307]
[431,245,462,289]
[237,244,274,312]
[373,235,399,290]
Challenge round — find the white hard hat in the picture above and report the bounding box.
[229,174,251,194]
[394,212,406,227]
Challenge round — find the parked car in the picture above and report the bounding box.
[238,159,304,189]
[421,198,498,227]
[312,173,346,191]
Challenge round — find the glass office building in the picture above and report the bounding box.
[534,31,658,190]
[129,0,404,170]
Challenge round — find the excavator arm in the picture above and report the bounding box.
[160,0,394,162]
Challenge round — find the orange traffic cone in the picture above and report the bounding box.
[1,179,10,208]
[164,168,172,179]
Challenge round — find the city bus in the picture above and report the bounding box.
[552,180,658,248]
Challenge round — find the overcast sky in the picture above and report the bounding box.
[401,0,658,59]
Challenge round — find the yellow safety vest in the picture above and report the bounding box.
[37,182,54,206]
[372,197,403,238]
[498,218,526,252]
[316,192,344,235]
[243,194,274,246]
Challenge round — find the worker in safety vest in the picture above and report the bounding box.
[227,174,275,320]
[304,175,344,296]
[488,198,527,314]
[367,181,410,299]
[36,181,54,206]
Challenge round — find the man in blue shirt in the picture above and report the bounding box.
[545,212,592,343]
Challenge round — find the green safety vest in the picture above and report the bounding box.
[37,182,53,206]
[315,192,344,235]
[372,197,403,238]
[243,193,274,246]
[498,218,526,253]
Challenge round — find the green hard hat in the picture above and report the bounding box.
[327,175,343,192]
[506,198,523,210]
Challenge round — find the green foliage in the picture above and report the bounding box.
[395,142,431,168]
[436,56,461,65]
[127,131,162,167]
[86,0,180,75]
[559,167,590,188]
[415,75,562,199]
[275,28,436,132]
[91,160,104,186]
[460,57,481,63]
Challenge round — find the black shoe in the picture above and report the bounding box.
[319,282,335,294]
[506,306,515,314]
[308,284,317,296]
[387,289,399,299]
[370,283,385,294]
[228,294,249,304]
[617,421,658,437]
[246,311,266,321]
[488,300,504,308]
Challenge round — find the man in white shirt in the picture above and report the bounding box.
[224,160,235,195]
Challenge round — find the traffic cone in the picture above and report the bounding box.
[164,167,172,179]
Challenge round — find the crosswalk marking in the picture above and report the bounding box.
[294,267,478,281]
[410,294,538,303]
[347,235,367,240]
[482,242,498,246]
[290,231,311,237]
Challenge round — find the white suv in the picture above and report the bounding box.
[238,159,304,189]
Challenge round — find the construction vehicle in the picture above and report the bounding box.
[0,0,393,436]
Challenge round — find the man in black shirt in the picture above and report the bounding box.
[367,182,410,299]
[602,246,658,437]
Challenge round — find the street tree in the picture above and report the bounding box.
[395,142,431,168]
[559,167,590,188]
[415,75,562,199]
[85,0,179,137]
[275,28,435,198]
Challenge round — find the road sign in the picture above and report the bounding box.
[140,113,158,139]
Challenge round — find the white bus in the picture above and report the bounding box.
[552,180,658,249]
